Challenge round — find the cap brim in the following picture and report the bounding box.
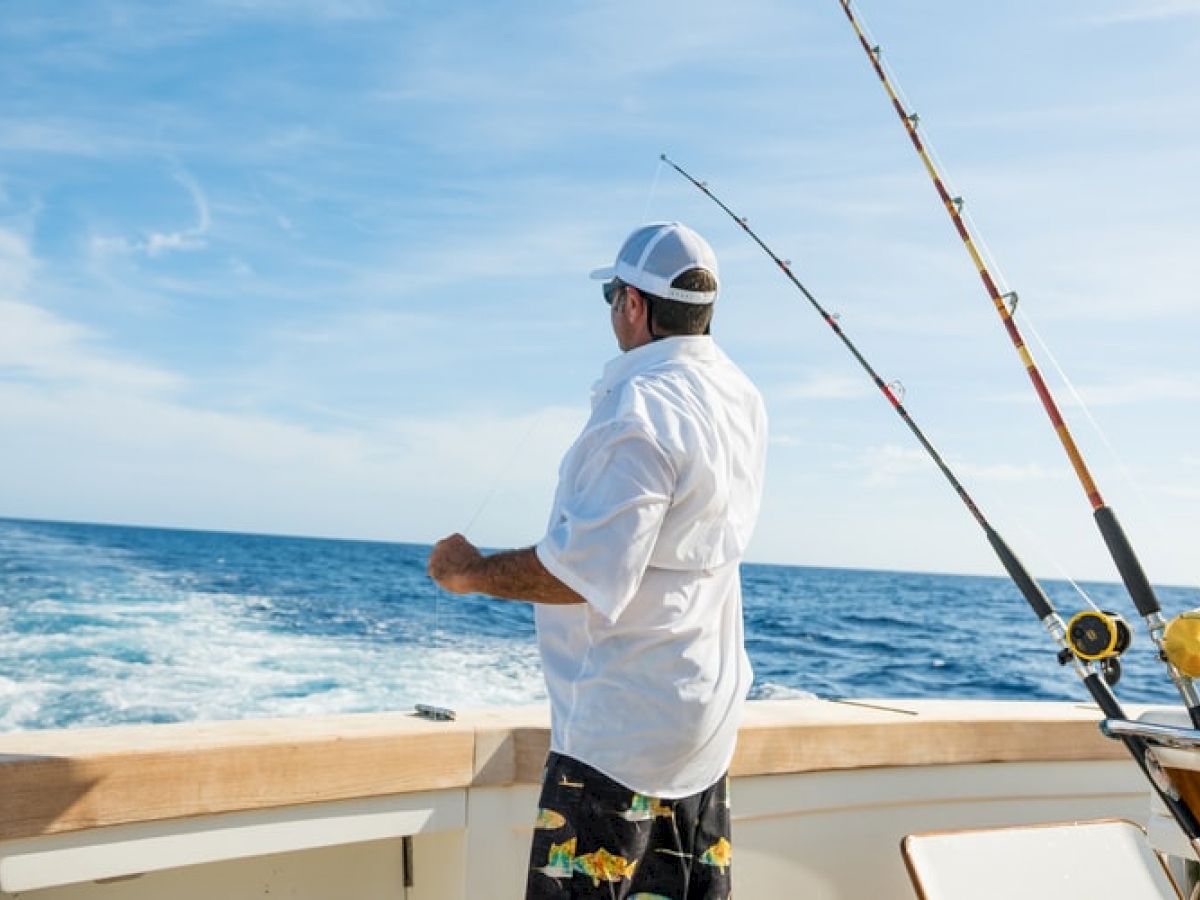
[589,265,616,281]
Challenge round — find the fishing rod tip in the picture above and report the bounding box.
[659,153,668,162]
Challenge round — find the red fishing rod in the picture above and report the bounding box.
[659,152,1200,851]
[835,0,1200,728]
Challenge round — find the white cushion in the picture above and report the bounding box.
[902,819,1180,899]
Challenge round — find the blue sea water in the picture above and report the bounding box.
[1,516,1197,733]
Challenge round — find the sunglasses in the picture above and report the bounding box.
[603,279,624,306]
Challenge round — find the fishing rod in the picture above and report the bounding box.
[659,152,1200,852]
[835,0,1200,728]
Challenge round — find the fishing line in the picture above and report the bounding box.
[960,208,1015,296]
[422,413,543,717]
[427,414,543,651]
[661,150,1200,847]
[1017,308,1195,587]
[642,157,665,222]
[460,414,542,538]
[1018,309,1152,501]
[996,505,1101,614]
[837,0,1200,727]
[967,456,1103,614]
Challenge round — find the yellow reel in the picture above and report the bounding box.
[1066,610,1131,661]
[1163,610,1200,678]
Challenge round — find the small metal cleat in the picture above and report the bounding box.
[414,703,457,721]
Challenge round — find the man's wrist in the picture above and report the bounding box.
[461,556,486,594]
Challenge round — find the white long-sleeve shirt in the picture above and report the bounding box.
[535,335,768,797]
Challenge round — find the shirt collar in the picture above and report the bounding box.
[592,336,718,404]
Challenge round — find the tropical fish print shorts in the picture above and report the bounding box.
[525,752,732,899]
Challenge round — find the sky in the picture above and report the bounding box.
[1,0,1197,588]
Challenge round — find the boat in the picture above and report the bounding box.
[0,696,1193,898]
[4,0,1196,893]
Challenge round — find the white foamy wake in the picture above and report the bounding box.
[1,583,547,732]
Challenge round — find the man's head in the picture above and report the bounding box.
[590,222,719,350]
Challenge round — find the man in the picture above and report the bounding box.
[428,221,767,899]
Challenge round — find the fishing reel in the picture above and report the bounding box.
[1163,610,1200,678]
[1065,610,1132,686]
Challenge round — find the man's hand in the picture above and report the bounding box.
[428,533,483,595]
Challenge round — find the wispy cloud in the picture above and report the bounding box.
[0,300,182,393]
[0,225,582,544]
[348,216,605,300]
[0,370,581,545]
[781,373,873,401]
[957,461,1054,483]
[1160,484,1200,500]
[859,444,929,486]
[1084,1,1200,24]
[214,0,390,21]
[0,230,180,391]
[770,434,805,448]
[856,442,1054,487]
[0,225,230,406]
[1063,376,1200,408]
[0,117,148,158]
[91,166,211,258]
[0,228,36,295]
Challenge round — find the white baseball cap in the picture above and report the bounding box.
[589,221,719,305]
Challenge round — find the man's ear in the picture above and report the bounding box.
[624,286,645,318]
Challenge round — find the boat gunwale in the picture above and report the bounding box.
[0,698,1133,842]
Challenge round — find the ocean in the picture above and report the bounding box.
[1,516,1196,733]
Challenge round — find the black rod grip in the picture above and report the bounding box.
[1094,505,1161,618]
[985,524,1055,620]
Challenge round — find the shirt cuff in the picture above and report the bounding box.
[535,540,619,623]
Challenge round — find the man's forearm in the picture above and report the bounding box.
[428,533,585,605]
[470,547,585,605]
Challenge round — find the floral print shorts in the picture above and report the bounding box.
[525,752,732,899]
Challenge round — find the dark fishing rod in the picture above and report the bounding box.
[835,0,1200,728]
[659,152,1200,850]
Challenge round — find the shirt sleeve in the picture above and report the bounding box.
[536,419,674,624]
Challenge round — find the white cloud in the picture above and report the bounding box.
[855,442,1054,488]
[91,166,211,259]
[0,226,583,545]
[1084,1,1200,24]
[1066,376,1200,407]
[1161,484,1200,500]
[214,0,389,21]
[145,230,202,257]
[0,228,36,296]
[859,443,929,486]
[0,118,124,156]
[0,374,581,546]
[781,373,872,401]
[271,308,437,348]
[2,230,180,392]
[957,461,1054,483]
[770,434,805,448]
[349,217,604,300]
[0,300,182,393]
